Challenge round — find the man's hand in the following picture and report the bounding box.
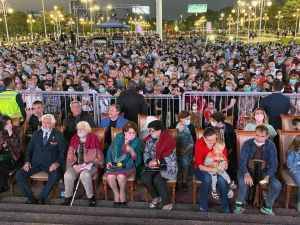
[23,162,31,172]
[49,162,60,172]
[177,122,185,132]
[244,173,254,187]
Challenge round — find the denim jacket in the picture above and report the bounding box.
[239,138,278,178]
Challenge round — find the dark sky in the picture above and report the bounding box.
[9,0,235,19]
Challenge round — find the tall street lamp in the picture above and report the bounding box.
[275,11,283,32]
[293,8,300,37]
[0,0,10,42]
[41,0,47,39]
[27,14,36,41]
[258,0,272,38]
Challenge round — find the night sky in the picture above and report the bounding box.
[9,0,235,19]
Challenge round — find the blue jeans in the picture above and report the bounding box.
[16,165,61,201]
[194,169,230,212]
[236,174,282,208]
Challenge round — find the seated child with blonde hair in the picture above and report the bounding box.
[204,139,234,199]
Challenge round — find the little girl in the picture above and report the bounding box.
[204,140,234,199]
[287,135,300,212]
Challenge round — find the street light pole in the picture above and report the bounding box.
[0,0,9,42]
[156,0,163,40]
[41,0,48,39]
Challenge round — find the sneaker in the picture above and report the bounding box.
[260,206,275,216]
[233,202,245,214]
[162,203,173,210]
[211,190,219,200]
[227,190,234,199]
[149,197,162,209]
[61,197,72,206]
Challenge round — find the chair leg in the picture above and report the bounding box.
[192,182,196,205]
[171,184,176,204]
[285,185,292,209]
[103,180,108,200]
[129,181,134,202]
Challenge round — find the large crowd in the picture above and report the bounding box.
[0,35,300,215]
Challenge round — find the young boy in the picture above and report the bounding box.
[204,140,234,199]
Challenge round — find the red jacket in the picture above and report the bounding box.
[194,137,227,168]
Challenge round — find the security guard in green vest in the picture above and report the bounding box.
[0,77,26,121]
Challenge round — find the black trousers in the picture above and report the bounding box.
[141,170,171,205]
[0,163,15,191]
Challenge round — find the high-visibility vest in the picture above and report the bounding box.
[0,90,23,119]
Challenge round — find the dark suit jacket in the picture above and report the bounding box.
[260,93,291,130]
[117,89,148,123]
[25,129,67,169]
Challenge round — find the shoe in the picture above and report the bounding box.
[199,207,208,213]
[39,198,46,205]
[227,190,234,199]
[61,197,72,206]
[162,203,173,210]
[260,206,275,216]
[119,202,127,208]
[113,202,120,207]
[25,197,38,204]
[233,202,245,214]
[149,197,162,209]
[88,196,96,207]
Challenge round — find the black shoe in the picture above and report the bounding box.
[88,196,96,207]
[39,198,46,205]
[119,202,127,208]
[25,197,38,204]
[61,197,72,206]
[113,202,120,207]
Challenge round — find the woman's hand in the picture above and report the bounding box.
[106,162,112,169]
[148,160,159,168]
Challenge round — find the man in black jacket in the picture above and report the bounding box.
[63,101,95,142]
[117,81,148,123]
[16,114,67,204]
[260,80,291,130]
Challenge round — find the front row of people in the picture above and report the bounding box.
[1,113,299,214]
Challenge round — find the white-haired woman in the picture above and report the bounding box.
[62,121,103,207]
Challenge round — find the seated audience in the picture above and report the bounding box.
[63,101,95,142]
[62,121,103,207]
[176,111,196,191]
[0,115,22,192]
[234,125,282,216]
[105,122,142,206]
[204,139,234,199]
[16,114,67,204]
[141,120,177,211]
[287,135,300,212]
[244,108,277,138]
[194,127,230,213]
[100,104,128,149]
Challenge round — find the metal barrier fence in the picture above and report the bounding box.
[15,91,182,128]
[3,90,300,129]
[183,91,300,129]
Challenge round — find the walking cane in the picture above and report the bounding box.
[70,178,81,207]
